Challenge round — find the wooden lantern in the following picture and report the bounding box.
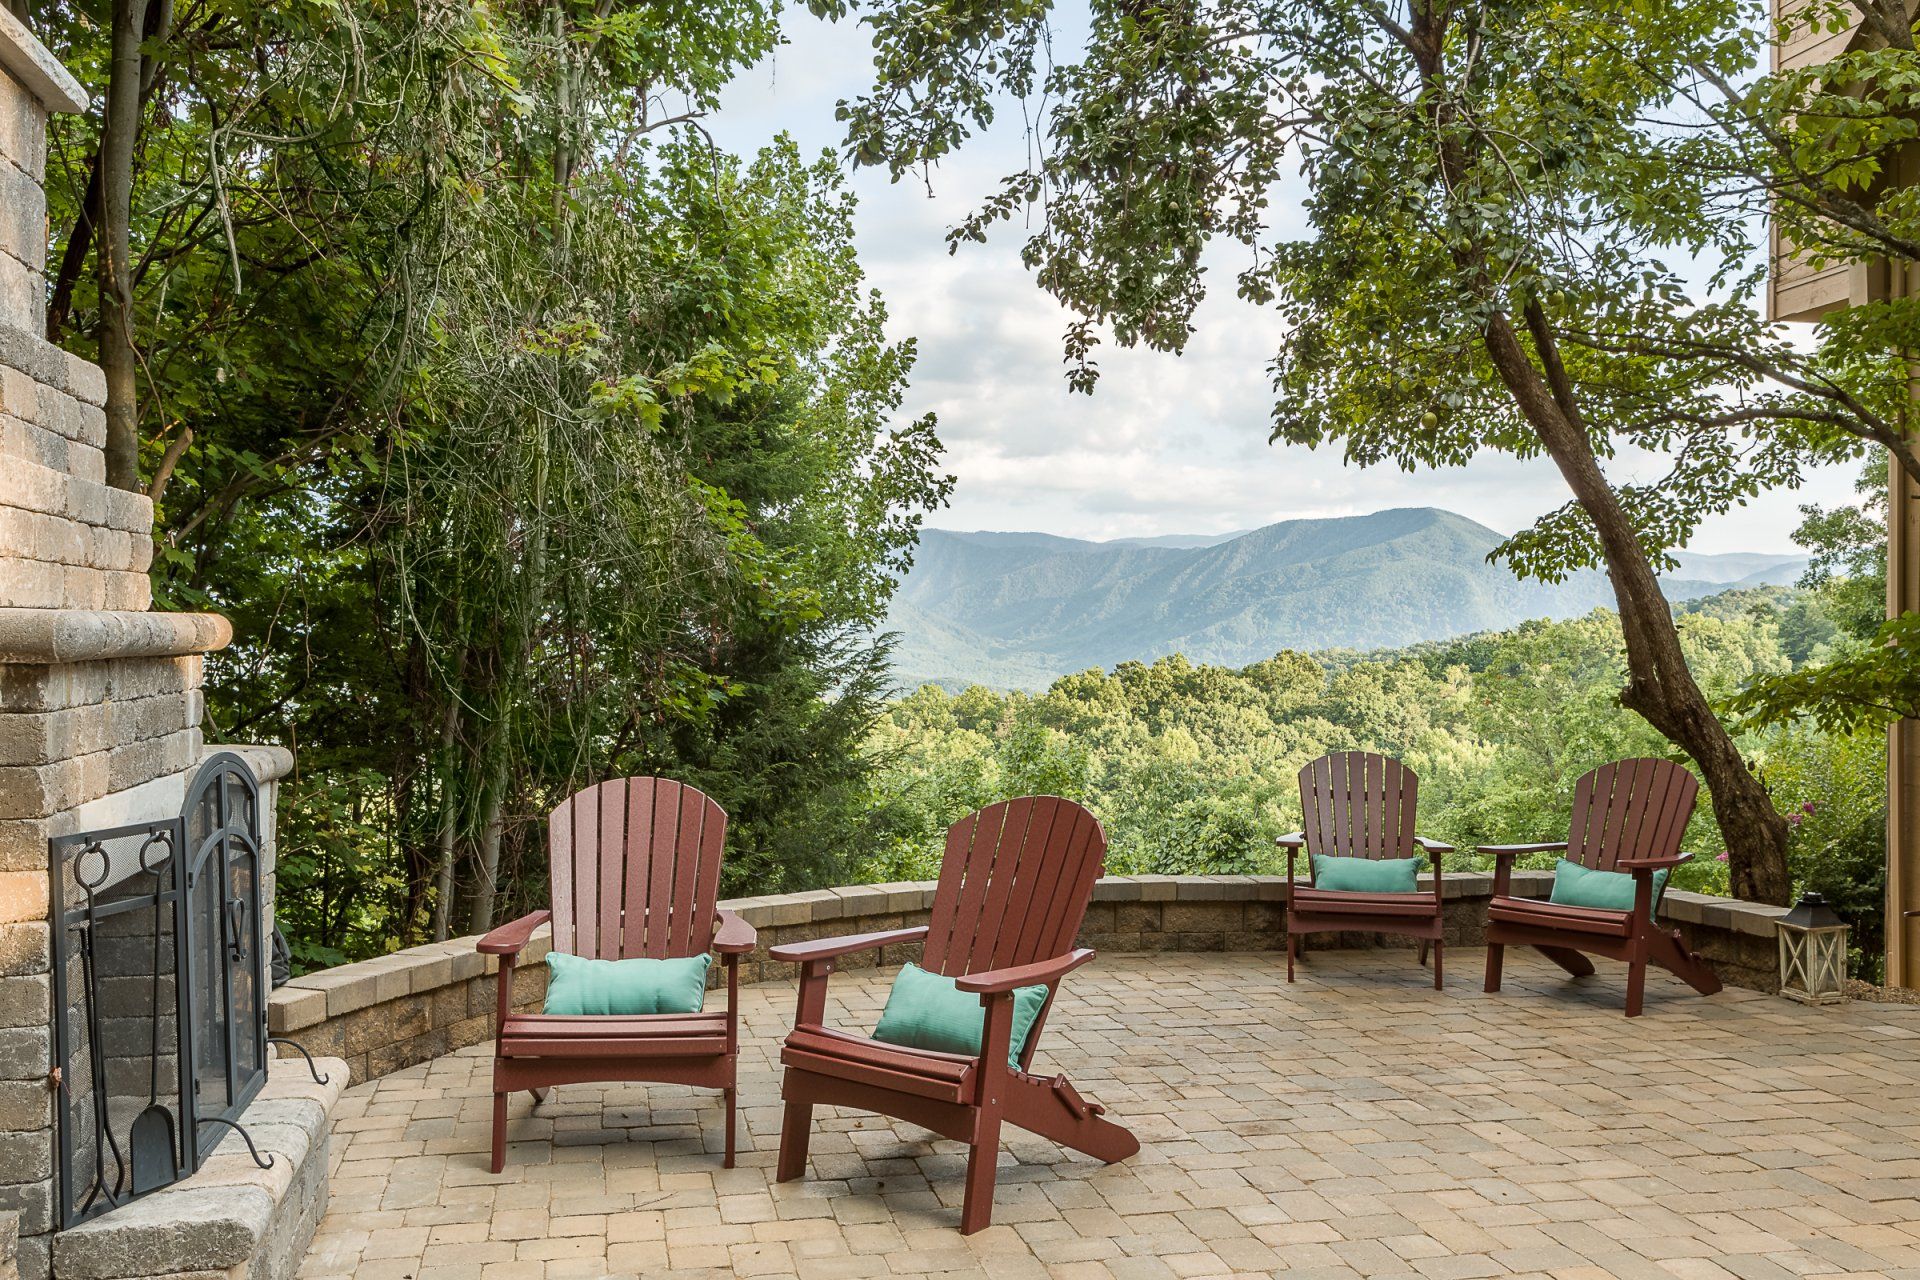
[1777,893,1849,1005]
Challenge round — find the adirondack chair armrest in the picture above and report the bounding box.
[477,910,552,956]
[768,925,930,965]
[1618,852,1692,871]
[1479,842,1565,896]
[954,948,1097,994]
[1274,832,1306,849]
[1477,842,1569,858]
[1414,836,1455,855]
[712,908,757,955]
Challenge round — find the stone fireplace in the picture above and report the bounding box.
[46,753,270,1230]
[0,13,341,1280]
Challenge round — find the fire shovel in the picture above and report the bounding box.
[129,831,178,1195]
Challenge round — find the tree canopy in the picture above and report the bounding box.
[26,0,951,961]
[805,0,1920,902]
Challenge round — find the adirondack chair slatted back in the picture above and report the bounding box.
[923,796,1107,977]
[1564,759,1698,871]
[1299,751,1418,863]
[548,778,726,960]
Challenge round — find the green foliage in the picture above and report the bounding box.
[1760,722,1890,983]
[864,591,1888,973]
[1730,15,1920,489]
[818,0,1906,902]
[31,0,950,964]
[272,769,407,971]
[1726,464,1913,736]
[1726,618,1920,734]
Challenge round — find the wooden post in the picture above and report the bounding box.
[1889,421,1920,987]
[1868,252,1920,989]
[1768,24,1920,978]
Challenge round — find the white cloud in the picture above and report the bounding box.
[709,7,1865,554]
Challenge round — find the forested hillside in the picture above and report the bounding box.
[859,582,1889,975]
[887,509,1806,688]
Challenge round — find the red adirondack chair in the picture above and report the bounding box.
[1276,752,1453,988]
[769,796,1139,1235]
[476,777,756,1171]
[1482,758,1721,1017]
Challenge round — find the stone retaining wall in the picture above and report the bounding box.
[269,871,1792,1086]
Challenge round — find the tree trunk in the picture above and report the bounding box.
[466,720,511,933]
[430,675,464,942]
[45,153,100,344]
[1396,6,1795,906]
[97,0,148,491]
[1481,312,1795,904]
[467,409,552,931]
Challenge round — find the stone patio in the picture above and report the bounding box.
[296,949,1920,1280]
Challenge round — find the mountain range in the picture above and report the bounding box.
[881,507,1806,691]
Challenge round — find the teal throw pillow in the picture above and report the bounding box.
[542,951,710,1016]
[1311,853,1424,894]
[872,962,1049,1069]
[1547,858,1669,912]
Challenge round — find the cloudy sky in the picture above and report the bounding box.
[708,8,1862,554]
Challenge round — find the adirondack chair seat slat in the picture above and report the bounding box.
[1483,758,1722,1017]
[1290,886,1440,917]
[1486,896,1632,938]
[782,1027,977,1103]
[501,1012,729,1059]
[773,795,1138,1234]
[479,777,754,1170]
[502,1012,727,1034]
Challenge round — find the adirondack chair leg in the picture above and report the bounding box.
[1483,942,1504,993]
[1005,1073,1140,1164]
[1286,929,1297,982]
[1649,929,1723,995]
[1418,940,1430,967]
[1625,956,1647,1017]
[530,1087,550,1106]
[723,1087,737,1168]
[490,1091,508,1174]
[1431,939,1443,990]
[775,1099,812,1182]
[959,1113,1004,1235]
[1534,945,1596,977]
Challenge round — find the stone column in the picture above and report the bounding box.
[0,13,279,1278]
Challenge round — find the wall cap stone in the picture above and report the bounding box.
[209,743,294,786]
[0,9,86,114]
[0,609,231,663]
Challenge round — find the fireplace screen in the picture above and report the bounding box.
[49,752,270,1227]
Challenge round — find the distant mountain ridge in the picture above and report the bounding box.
[882,507,1805,691]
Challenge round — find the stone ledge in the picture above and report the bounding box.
[0,610,230,664]
[0,10,87,114]
[1663,888,1793,936]
[0,326,102,411]
[268,871,1791,1087]
[268,871,1775,1029]
[50,1052,345,1280]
